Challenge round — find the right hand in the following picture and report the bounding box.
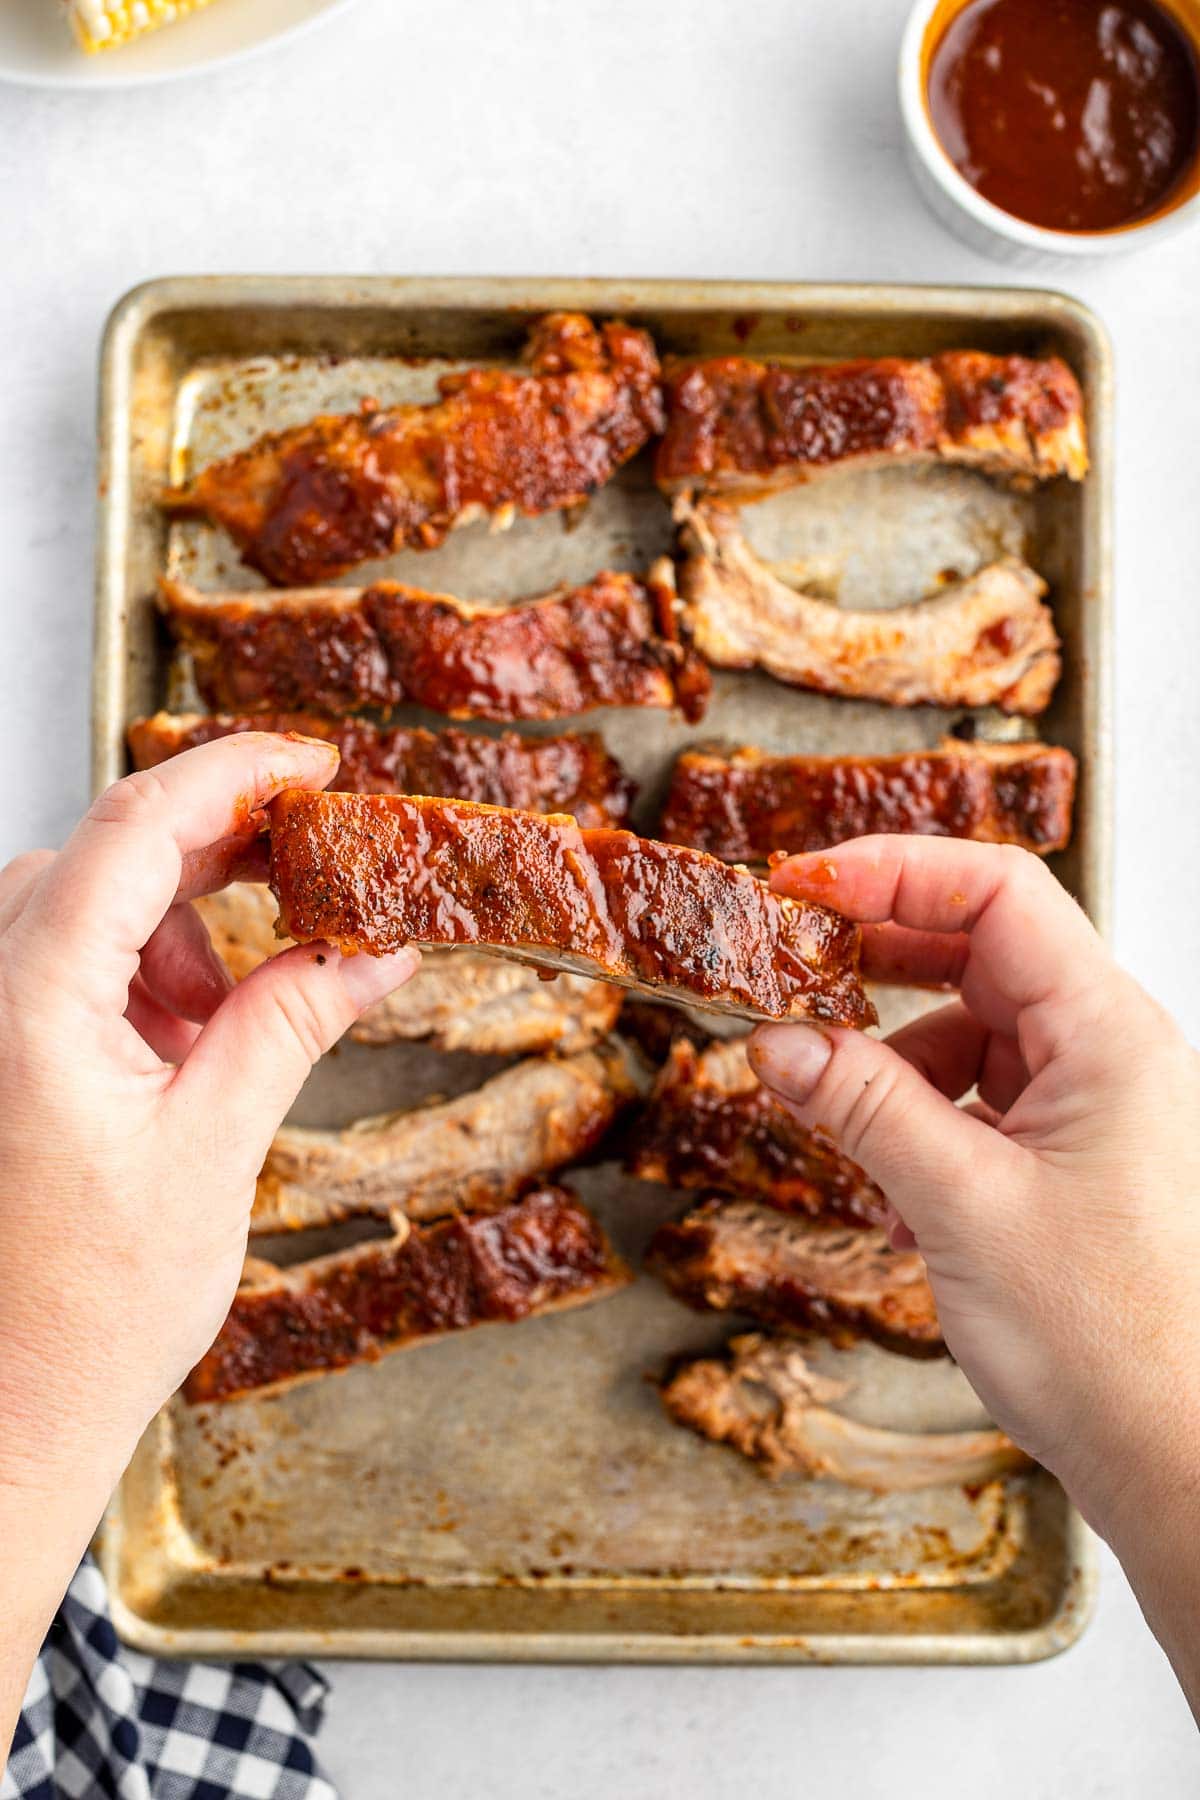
[749,836,1200,1554]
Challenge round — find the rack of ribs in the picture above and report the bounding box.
[646,1199,943,1357]
[627,1037,887,1227]
[162,312,666,585]
[659,737,1077,861]
[196,884,623,1055]
[159,565,710,723]
[129,711,635,829]
[670,501,1060,716]
[266,792,877,1029]
[660,1333,1026,1488]
[655,348,1087,496]
[186,1186,629,1403]
[253,1041,643,1234]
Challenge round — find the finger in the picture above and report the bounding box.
[884,1001,990,1102]
[222,835,270,889]
[977,1031,1029,1115]
[20,734,338,1010]
[772,837,1107,1054]
[883,1203,918,1252]
[885,1001,1030,1113]
[748,1019,1023,1243]
[962,1097,1003,1127]
[181,825,272,901]
[860,922,968,988]
[138,902,234,1026]
[169,941,422,1165]
[0,850,54,930]
[124,973,203,1065]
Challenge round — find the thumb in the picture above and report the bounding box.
[168,938,421,1165]
[748,1022,1016,1243]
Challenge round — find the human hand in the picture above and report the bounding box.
[749,837,1200,1563]
[0,734,417,1734]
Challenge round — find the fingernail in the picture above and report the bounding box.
[334,944,422,1007]
[748,1023,833,1101]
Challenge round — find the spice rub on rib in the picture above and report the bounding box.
[186,1186,629,1404]
[164,312,666,585]
[660,737,1077,861]
[670,501,1060,716]
[159,565,710,724]
[656,348,1087,495]
[128,711,635,829]
[266,792,877,1029]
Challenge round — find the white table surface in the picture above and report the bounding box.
[1,0,1197,1790]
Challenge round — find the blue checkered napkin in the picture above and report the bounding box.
[3,1556,337,1800]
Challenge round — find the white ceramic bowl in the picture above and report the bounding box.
[899,0,1200,262]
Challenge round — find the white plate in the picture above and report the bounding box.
[0,0,360,88]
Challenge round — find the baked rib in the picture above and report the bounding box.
[253,1041,642,1234]
[656,349,1087,495]
[164,312,665,584]
[660,737,1077,861]
[661,1334,1026,1488]
[196,884,623,1055]
[159,566,710,723]
[186,1186,629,1403]
[671,501,1060,716]
[129,711,635,829]
[647,1198,943,1357]
[628,1038,887,1227]
[267,791,877,1029]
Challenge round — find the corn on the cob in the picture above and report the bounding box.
[65,0,217,53]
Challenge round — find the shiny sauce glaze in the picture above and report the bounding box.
[185,1188,618,1402]
[655,350,1085,486]
[659,743,1077,860]
[128,712,636,829]
[628,1078,888,1227]
[927,0,1200,231]
[266,792,876,1027]
[171,314,665,586]
[163,574,711,725]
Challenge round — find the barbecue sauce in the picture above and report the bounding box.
[926,0,1200,231]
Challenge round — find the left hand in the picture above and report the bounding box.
[0,733,418,1748]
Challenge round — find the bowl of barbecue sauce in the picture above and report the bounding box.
[900,0,1200,257]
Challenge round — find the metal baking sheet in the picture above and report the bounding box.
[93,278,1111,1663]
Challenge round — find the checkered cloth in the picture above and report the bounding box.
[3,1557,338,1800]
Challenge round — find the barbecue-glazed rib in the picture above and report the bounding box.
[647,1199,942,1356]
[159,566,710,724]
[661,1334,1026,1488]
[129,711,635,829]
[163,313,666,585]
[186,1186,629,1403]
[656,349,1087,495]
[672,501,1060,716]
[267,792,877,1029]
[196,884,623,1055]
[660,737,1077,861]
[253,1041,642,1234]
[628,1038,887,1227]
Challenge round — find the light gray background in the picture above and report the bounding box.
[0,0,1196,1791]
